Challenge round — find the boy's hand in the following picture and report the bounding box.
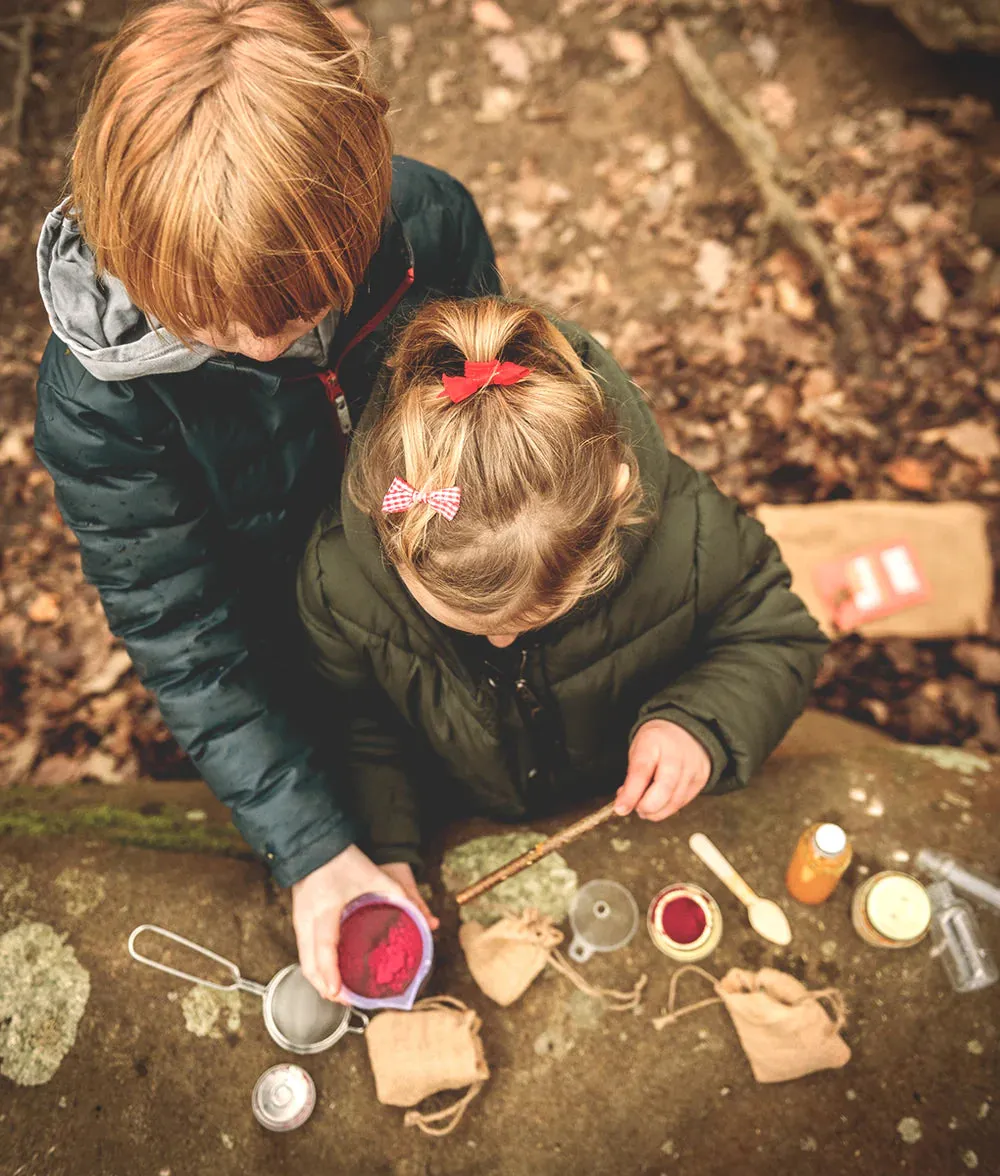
[291,844,409,1003]
[615,720,712,821]
[381,862,440,931]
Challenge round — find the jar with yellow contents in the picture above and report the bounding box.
[786,823,853,904]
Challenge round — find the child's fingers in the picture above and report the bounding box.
[377,864,441,933]
[645,767,704,821]
[412,893,440,931]
[616,741,659,815]
[312,913,344,1004]
[294,911,320,995]
[636,759,682,819]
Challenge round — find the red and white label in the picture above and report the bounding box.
[813,540,931,630]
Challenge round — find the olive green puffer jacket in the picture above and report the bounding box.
[297,321,828,865]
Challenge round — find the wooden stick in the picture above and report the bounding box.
[455,800,620,906]
[663,21,874,374]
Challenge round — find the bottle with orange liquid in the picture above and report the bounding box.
[786,823,852,904]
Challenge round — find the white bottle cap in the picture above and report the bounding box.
[814,823,847,856]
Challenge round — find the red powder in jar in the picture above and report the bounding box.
[338,902,424,999]
[659,895,707,944]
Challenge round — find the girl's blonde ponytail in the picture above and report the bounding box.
[350,298,644,625]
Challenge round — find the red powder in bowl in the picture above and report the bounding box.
[659,895,707,945]
[338,902,424,999]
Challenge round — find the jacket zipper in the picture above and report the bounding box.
[318,371,354,437]
[318,265,415,437]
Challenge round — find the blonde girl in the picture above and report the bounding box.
[298,297,826,1000]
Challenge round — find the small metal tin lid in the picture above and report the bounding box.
[866,873,931,942]
[252,1064,316,1132]
[814,823,847,857]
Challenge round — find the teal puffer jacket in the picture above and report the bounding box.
[35,158,500,885]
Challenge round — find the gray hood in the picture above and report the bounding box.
[37,203,338,381]
[37,203,217,381]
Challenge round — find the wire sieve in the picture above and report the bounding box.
[128,924,368,1054]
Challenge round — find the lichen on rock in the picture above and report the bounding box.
[0,922,91,1086]
[54,868,107,918]
[441,831,579,925]
[180,986,244,1039]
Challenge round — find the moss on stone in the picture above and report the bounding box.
[0,802,252,859]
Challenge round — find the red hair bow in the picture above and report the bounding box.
[440,360,532,404]
[381,477,462,521]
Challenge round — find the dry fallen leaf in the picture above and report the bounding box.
[520,27,566,65]
[78,647,134,697]
[475,85,522,124]
[954,642,1000,685]
[746,33,778,77]
[387,24,414,72]
[775,277,815,323]
[471,0,514,33]
[912,262,951,323]
[607,29,650,77]
[754,81,796,130]
[427,68,458,107]
[886,457,934,493]
[694,239,732,299]
[941,419,1000,464]
[891,202,932,236]
[762,383,798,430]
[800,368,836,401]
[0,425,32,466]
[485,35,532,83]
[31,754,83,788]
[812,189,884,227]
[27,592,61,625]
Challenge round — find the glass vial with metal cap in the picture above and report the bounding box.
[252,1064,316,1132]
[927,882,999,994]
[916,849,1000,914]
[786,823,852,904]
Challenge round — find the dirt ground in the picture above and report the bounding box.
[0,0,999,784]
[1,713,998,1176]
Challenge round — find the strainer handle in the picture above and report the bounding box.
[127,924,267,996]
[347,1009,369,1034]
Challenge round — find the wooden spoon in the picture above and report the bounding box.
[688,833,792,947]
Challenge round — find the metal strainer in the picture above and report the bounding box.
[128,924,368,1054]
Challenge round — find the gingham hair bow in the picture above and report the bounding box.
[381,477,462,521]
[440,359,532,404]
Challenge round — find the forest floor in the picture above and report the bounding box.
[1,0,999,790]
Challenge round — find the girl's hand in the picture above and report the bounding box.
[615,720,712,821]
[291,844,409,1003]
[381,862,440,931]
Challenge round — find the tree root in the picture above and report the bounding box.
[663,21,875,374]
[1,12,118,152]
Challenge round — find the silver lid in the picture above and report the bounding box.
[252,1064,316,1132]
[814,823,847,856]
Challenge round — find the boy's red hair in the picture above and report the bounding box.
[71,0,392,340]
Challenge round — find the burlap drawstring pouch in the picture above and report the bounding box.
[652,965,851,1083]
[459,909,647,1011]
[364,995,489,1136]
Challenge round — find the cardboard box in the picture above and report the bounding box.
[756,501,993,639]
